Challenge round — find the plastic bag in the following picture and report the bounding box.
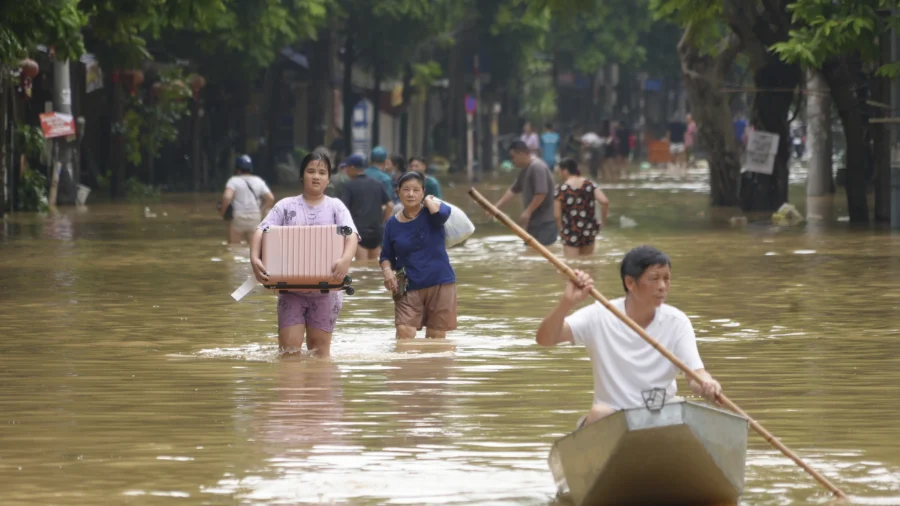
[394,199,475,247]
[442,201,475,248]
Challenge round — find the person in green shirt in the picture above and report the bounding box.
[365,146,395,202]
[408,156,442,199]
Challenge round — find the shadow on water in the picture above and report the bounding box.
[1,167,899,504]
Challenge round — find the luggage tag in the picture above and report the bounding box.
[231,276,258,301]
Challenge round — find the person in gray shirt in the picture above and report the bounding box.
[491,140,558,246]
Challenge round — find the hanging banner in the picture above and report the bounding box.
[81,53,104,93]
[39,112,76,138]
[743,130,780,175]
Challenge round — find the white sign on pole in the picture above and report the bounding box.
[743,130,780,175]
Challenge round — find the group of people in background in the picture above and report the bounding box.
[219,147,453,358]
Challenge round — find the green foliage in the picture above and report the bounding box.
[122,69,193,167]
[196,0,331,72]
[520,55,557,125]
[771,0,898,73]
[15,125,45,162]
[548,0,652,74]
[0,0,86,64]
[124,177,161,201]
[17,168,49,213]
[648,0,728,53]
[79,0,228,69]
[411,61,443,95]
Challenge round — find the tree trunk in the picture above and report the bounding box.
[191,97,201,191]
[110,72,126,200]
[371,59,381,150]
[422,91,432,156]
[307,30,331,149]
[342,28,355,157]
[399,62,413,155]
[0,71,7,217]
[874,34,892,222]
[806,69,833,197]
[740,57,800,212]
[678,27,743,207]
[822,57,869,223]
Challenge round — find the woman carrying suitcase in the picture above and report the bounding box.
[250,152,359,357]
[380,172,457,339]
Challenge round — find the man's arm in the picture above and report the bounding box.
[536,270,594,346]
[493,188,516,210]
[220,187,235,217]
[382,201,394,223]
[536,300,576,346]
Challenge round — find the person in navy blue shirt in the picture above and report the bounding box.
[380,171,457,339]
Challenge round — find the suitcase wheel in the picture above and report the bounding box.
[338,226,353,236]
[343,275,352,286]
[344,286,355,295]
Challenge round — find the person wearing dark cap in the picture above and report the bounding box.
[219,154,275,244]
[365,146,394,202]
[340,154,394,261]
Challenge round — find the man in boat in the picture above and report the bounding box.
[536,245,722,428]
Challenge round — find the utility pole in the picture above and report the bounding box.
[806,69,833,198]
[49,57,75,206]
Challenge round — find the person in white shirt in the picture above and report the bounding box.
[219,154,275,244]
[521,121,540,155]
[536,245,722,428]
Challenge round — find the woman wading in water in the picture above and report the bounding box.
[380,172,457,339]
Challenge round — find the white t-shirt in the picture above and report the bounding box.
[565,297,704,410]
[225,175,271,217]
[521,132,540,151]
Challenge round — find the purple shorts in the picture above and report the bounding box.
[276,291,343,332]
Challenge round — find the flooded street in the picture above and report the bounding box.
[2,167,900,505]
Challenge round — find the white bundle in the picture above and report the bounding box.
[395,199,475,248]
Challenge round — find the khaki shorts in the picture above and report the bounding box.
[231,213,261,234]
[394,283,458,331]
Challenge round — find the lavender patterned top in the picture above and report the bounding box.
[259,195,359,239]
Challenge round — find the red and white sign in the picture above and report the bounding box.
[39,112,76,138]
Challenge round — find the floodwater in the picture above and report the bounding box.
[1,166,899,505]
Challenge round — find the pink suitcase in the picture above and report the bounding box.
[261,225,355,294]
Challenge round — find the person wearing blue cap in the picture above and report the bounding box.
[340,154,394,261]
[219,154,275,244]
[365,146,395,202]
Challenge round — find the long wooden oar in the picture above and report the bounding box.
[468,187,848,500]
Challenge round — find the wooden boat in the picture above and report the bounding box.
[548,399,748,506]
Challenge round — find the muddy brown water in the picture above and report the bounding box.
[1,166,899,505]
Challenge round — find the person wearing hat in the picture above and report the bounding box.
[220,154,275,244]
[340,154,394,261]
[365,146,395,203]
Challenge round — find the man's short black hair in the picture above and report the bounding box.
[620,245,672,293]
[408,156,427,167]
[509,140,530,154]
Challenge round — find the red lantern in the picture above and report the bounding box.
[190,74,206,101]
[123,69,144,95]
[18,59,39,99]
[20,59,39,79]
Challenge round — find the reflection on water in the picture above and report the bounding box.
[1,170,900,505]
